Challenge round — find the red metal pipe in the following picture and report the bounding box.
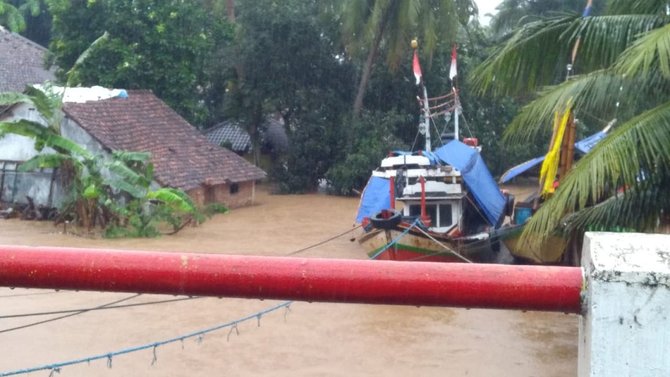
[0,245,583,313]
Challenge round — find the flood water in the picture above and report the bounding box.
[0,185,578,376]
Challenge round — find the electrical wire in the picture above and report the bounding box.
[0,294,140,334]
[0,291,60,298]
[0,296,200,319]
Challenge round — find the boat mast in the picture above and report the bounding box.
[450,45,459,141]
[453,91,460,141]
[413,39,432,152]
[422,85,432,152]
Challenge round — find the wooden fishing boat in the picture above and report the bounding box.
[355,42,513,263]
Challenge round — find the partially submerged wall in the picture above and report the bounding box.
[187,181,256,209]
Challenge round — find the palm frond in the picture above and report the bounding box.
[0,92,33,107]
[106,160,151,189]
[520,100,670,251]
[606,0,668,15]
[107,178,147,199]
[66,31,110,86]
[44,134,93,159]
[23,86,58,121]
[18,153,77,172]
[469,14,578,96]
[470,14,667,96]
[111,151,151,163]
[614,22,670,78]
[503,71,622,142]
[147,188,197,213]
[573,14,668,73]
[0,119,51,140]
[562,175,670,235]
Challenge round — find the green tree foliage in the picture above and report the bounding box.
[471,0,670,254]
[0,0,41,32]
[224,0,355,192]
[340,0,477,116]
[46,0,233,125]
[3,0,51,46]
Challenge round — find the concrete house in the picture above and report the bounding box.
[0,89,266,208]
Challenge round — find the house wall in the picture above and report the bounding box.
[61,117,109,156]
[0,103,49,161]
[0,104,63,205]
[187,181,256,209]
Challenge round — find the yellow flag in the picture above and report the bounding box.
[540,102,573,196]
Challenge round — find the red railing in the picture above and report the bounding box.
[0,245,583,313]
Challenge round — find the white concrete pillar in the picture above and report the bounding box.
[580,232,670,377]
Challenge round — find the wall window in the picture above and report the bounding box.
[230,183,239,195]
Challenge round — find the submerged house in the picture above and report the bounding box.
[0,88,266,208]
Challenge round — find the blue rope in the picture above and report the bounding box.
[369,219,420,260]
[0,301,292,376]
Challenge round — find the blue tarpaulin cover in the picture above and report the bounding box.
[355,176,391,223]
[434,140,506,226]
[499,156,546,184]
[575,130,607,154]
[499,130,609,184]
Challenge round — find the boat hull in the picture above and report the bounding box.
[498,224,566,264]
[357,227,495,263]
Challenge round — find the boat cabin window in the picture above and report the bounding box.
[439,204,453,226]
[408,204,453,228]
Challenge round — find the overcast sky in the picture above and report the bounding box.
[475,0,503,24]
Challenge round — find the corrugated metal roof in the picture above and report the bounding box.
[205,121,251,152]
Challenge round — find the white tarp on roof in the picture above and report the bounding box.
[35,85,128,103]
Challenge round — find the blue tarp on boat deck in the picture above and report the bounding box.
[434,140,506,227]
[499,129,610,184]
[575,130,607,154]
[498,156,546,184]
[355,176,391,223]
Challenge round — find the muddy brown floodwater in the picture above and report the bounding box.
[0,184,578,376]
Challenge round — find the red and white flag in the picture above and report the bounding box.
[449,44,458,81]
[413,50,422,85]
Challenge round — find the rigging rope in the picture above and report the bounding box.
[368,219,420,260]
[286,225,361,256]
[411,226,474,263]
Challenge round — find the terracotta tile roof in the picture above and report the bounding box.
[62,90,265,190]
[0,26,55,93]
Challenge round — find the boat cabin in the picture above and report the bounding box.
[373,153,467,234]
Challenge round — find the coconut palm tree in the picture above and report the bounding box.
[341,0,477,116]
[470,0,670,258]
